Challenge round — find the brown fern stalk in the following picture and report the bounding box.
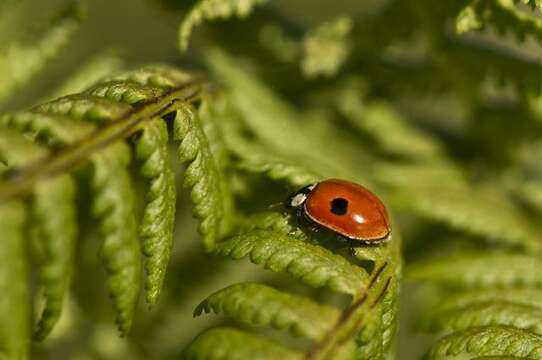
[306,262,391,360]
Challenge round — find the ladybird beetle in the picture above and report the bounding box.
[286,179,391,244]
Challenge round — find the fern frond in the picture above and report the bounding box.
[456,3,483,34]
[2,106,143,336]
[428,326,542,359]
[457,0,542,42]
[135,118,176,306]
[87,81,165,105]
[301,16,352,78]
[0,111,92,148]
[197,98,237,237]
[0,0,82,105]
[91,143,140,335]
[514,178,542,213]
[524,0,542,10]
[195,282,340,340]
[337,84,443,161]
[104,65,192,88]
[428,288,542,316]
[408,252,542,288]
[356,302,384,359]
[234,143,323,187]
[190,209,401,358]
[174,104,225,251]
[239,212,298,235]
[448,37,542,94]
[31,176,76,341]
[205,48,374,185]
[0,202,29,360]
[380,277,400,355]
[215,229,368,295]
[352,282,399,358]
[211,96,323,187]
[35,95,130,124]
[0,129,76,341]
[410,239,542,356]
[377,163,541,253]
[204,48,313,155]
[0,67,204,342]
[44,51,124,100]
[184,327,303,360]
[429,301,542,335]
[179,0,270,51]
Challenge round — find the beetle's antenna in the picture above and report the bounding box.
[267,202,284,210]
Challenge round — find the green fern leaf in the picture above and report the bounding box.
[407,253,542,288]
[458,0,542,42]
[525,0,542,10]
[428,326,542,359]
[0,111,92,147]
[234,143,323,187]
[471,357,525,360]
[0,0,82,105]
[433,288,542,313]
[0,201,29,360]
[87,81,165,105]
[380,277,400,355]
[449,37,542,94]
[31,71,194,312]
[205,48,374,186]
[301,16,352,78]
[337,85,443,161]
[179,0,270,51]
[44,51,124,100]
[35,95,130,124]
[1,68,202,335]
[354,279,399,359]
[239,212,299,235]
[103,65,192,88]
[184,327,303,360]
[135,118,176,306]
[205,48,314,155]
[456,3,482,33]
[32,176,76,341]
[214,229,368,295]
[197,98,237,237]
[429,301,542,336]
[174,104,225,251]
[210,96,323,187]
[377,163,541,253]
[8,95,144,336]
[91,143,141,335]
[0,129,76,341]
[194,282,340,340]
[356,302,384,359]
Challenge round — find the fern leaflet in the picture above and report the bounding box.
[0,202,28,360]
[179,0,270,51]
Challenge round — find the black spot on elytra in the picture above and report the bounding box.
[330,198,348,216]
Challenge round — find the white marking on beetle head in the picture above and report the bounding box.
[290,193,307,207]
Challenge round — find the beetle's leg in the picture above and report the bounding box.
[288,208,306,237]
[348,245,356,257]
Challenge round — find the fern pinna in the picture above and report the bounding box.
[4,0,542,358]
[0,66,203,353]
[0,54,402,358]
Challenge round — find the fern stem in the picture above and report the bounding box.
[0,79,206,203]
[307,262,391,360]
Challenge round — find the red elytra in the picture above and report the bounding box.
[286,179,391,243]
